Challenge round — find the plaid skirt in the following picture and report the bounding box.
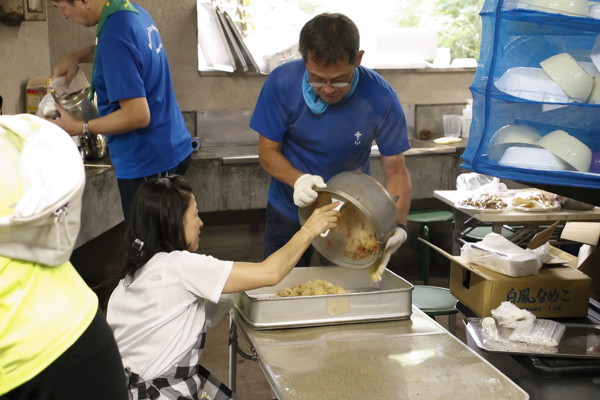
[125,327,241,400]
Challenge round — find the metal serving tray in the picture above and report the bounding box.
[466,318,600,359]
[233,266,413,330]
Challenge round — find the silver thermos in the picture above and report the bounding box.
[50,87,107,160]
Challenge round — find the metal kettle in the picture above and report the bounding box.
[50,87,107,160]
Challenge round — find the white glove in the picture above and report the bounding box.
[368,226,408,282]
[293,174,326,207]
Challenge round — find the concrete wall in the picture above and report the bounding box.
[46,0,475,112]
[0,20,51,114]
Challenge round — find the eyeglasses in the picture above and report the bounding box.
[305,71,354,88]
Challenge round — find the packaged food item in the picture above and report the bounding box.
[511,190,560,210]
[509,319,566,347]
[26,76,51,115]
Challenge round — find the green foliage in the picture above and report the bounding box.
[434,0,485,60]
[230,0,485,61]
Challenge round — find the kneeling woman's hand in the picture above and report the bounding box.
[301,202,340,239]
[223,202,340,294]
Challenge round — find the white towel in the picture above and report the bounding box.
[49,68,90,98]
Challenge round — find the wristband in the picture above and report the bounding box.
[301,226,314,241]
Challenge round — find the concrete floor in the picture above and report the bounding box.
[70,205,467,399]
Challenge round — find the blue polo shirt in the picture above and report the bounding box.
[93,4,192,179]
[250,59,409,221]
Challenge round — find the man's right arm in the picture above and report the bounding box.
[53,46,95,87]
[258,135,304,187]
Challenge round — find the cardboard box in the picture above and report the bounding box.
[558,222,600,301]
[420,239,592,318]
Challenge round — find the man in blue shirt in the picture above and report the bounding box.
[251,13,412,275]
[49,0,192,220]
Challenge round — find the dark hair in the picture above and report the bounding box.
[120,175,194,279]
[299,13,360,65]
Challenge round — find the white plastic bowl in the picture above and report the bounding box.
[537,130,592,172]
[487,124,543,162]
[498,146,570,171]
[565,49,598,77]
[528,0,590,16]
[587,72,600,104]
[591,35,600,73]
[578,61,599,77]
[495,67,571,103]
[590,3,600,19]
[541,53,594,101]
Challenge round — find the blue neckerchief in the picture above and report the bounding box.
[302,68,360,115]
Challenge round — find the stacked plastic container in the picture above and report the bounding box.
[462,0,600,189]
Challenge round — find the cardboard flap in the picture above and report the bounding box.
[548,246,578,268]
[560,222,600,246]
[527,221,559,250]
[418,237,488,278]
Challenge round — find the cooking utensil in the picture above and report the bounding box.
[215,6,247,73]
[298,171,398,270]
[233,266,413,330]
[320,200,345,237]
[197,2,235,72]
[222,11,261,74]
[50,87,107,160]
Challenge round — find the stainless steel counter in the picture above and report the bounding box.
[200,137,466,164]
[230,306,529,400]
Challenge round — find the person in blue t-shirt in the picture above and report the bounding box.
[250,13,412,274]
[49,0,193,220]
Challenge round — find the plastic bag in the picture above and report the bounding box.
[456,173,500,193]
[511,190,560,210]
[509,319,566,347]
[481,317,506,343]
[35,93,59,119]
[491,301,536,328]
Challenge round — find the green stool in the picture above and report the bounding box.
[412,285,458,334]
[464,225,521,241]
[407,210,453,285]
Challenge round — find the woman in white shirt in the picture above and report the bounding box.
[107,175,338,400]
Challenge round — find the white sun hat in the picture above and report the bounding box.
[0,114,85,266]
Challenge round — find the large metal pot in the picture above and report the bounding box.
[50,87,107,160]
[298,171,398,269]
